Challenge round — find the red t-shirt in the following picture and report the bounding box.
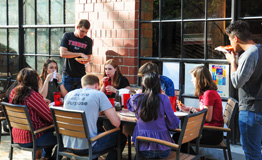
[199,90,224,127]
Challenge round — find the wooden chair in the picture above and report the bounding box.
[1,102,54,160]
[190,97,238,160]
[136,109,208,160]
[50,106,122,160]
[0,77,12,142]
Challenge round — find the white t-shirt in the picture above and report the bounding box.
[62,87,112,149]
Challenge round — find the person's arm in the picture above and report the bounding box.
[56,73,68,97]
[103,107,121,127]
[40,74,53,98]
[203,105,213,122]
[225,52,238,73]
[60,46,89,59]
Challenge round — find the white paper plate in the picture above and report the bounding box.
[119,109,136,117]
[174,111,188,117]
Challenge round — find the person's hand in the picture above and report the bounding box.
[106,85,117,93]
[225,51,237,64]
[46,73,54,82]
[177,102,188,112]
[135,89,142,94]
[44,98,51,105]
[56,73,62,83]
[102,77,110,83]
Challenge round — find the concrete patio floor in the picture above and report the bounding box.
[0,131,245,160]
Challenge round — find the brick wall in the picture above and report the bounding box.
[75,0,139,85]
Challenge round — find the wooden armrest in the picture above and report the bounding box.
[90,127,120,142]
[34,124,54,134]
[203,125,231,132]
[0,117,6,120]
[136,136,179,149]
[172,128,181,132]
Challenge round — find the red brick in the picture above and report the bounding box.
[120,66,128,75]
[99,12,108,20]
[129,11,139,20]
[119,48,128,56]
[114,57,124,65]
[125,75,137,85]
[129,48,138,56]
[109,11,119,20]
[114,38,124,47]
[79,13,89,19]
[112,30,117,38]
[93,21,103,29]
[119,11,129,20]
[122,30,129,38]
[80,0,87,3]
[102,29,106,38]
[114,21,124,29]
[86,64,92,73]
[124,2,135,11]
[129,66,138,75]
[106,30,112,38]
[114,2,124,11]
[104,21,114,29]
[85,4,94,12]
[92,0,97,3]
[89,12,98,21]
[95,3,104,11]
[129,30,137,38]
[103,38,113,47]
[124,21,135,29]
[116,29,122,38]
[124,39,137,47]
[144,29,153,38]
[104,3,114,11]
[93,55,103,65]
[87,0,92,3]
[123,57,137,66]
[76,4,84,12]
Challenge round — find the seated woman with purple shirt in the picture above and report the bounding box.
[127,72,179,159]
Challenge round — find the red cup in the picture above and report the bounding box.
[169,96,177,112]
[123,93,130,109]
[104,77,111,95]
[54,92,61,106]
[109,98,115,107]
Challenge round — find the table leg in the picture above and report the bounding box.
[128,135,131,160]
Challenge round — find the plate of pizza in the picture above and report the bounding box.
[75,58,91,64]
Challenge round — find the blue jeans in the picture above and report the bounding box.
[239,111,262,160]
[62,75,82,92]
[18,130,57,159]
[67,132,127,160]
[139,149,171,159]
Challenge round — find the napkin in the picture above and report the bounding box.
[50,70,57,82]
[214,46,230,54]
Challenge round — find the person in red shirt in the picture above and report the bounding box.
[175,66,224,151]
[9,68,57,160]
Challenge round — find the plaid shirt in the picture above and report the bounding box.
[9,89,53,144]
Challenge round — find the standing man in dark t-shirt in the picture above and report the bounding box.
[60,19,93,92]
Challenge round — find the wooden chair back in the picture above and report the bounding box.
[178,109,208,145]
[224,97,238,129]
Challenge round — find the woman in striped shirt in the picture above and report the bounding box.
[9,68,57,160]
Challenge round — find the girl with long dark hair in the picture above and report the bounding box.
[127,72,179,159]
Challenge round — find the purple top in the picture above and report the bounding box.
[127,93,179,151]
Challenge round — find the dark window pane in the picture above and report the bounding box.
[141,0,159,21]
[245,20,262,44]
[24,55,35,69]
[65,0,75,24]
[51,28,63,55]
[51,56,64,74]
[8,0,18,25]
[162,0,181,20]
[37,28,49,55]
[207,21,231,59]
[183,22,204,58]
[184,0,205,19]
[161,22,181,58]
[0,29,7,53]
[24,29,35,54]
[0,0,7,25]
[239,0,262,17]
[0,55,7,78]
[9,55,19,79]
[51,0,63,24]
[9,29,18,54]
[37,0,49,25]
[37,56,48,74]
[24,0,35,25]
[207,0,231,18]
[140,23,159,57]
